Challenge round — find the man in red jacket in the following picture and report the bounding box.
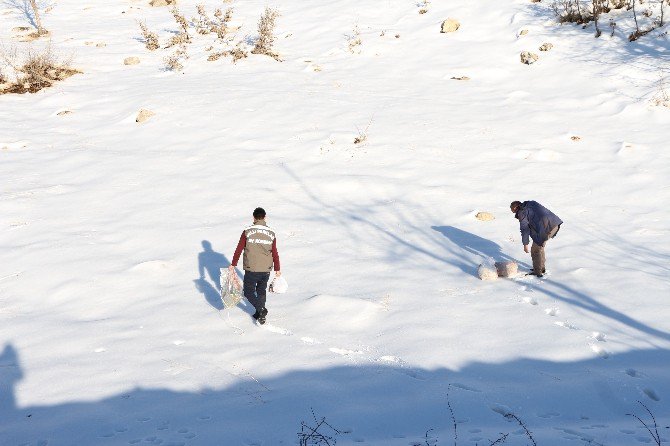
[229,208,281,325]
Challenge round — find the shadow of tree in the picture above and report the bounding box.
[2,343,668,445]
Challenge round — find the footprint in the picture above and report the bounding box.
[451,383,482,393]
[197,415,211,421]
[330,347,363,356]
[177,428,188,434]
[626,369,641,378]
[590,344,609,359]
[523,296,538,305]
[554,321,578,330]
[263,324,293,336]
[643,388,660,401]
[592,332,606,342]
[545,307,559,316]
[116,427,129,433]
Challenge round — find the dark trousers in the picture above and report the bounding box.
[243,271,270,312]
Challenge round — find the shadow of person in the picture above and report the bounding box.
[194,240,251,315]
[194,240,232,311]
[0,344,23,419]
[431,226,528,277]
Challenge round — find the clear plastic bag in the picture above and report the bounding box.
[269,275,288,294]
[220,268,243,308]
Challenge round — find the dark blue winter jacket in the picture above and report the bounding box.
[516,201,563,246]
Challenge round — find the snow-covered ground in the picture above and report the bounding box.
[1,0,669,445]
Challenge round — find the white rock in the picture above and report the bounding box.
[149,0,176,6]
[475,212,495,221]
[441,18,460,33]
[539,42,554,52]
[495,261,518,278]
[124,57,141,65]
[136,109,155,123]
[520,51,539,65]
[478,264,498,281]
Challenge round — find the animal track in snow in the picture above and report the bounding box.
[523,296,538,305]
[330,347,363,356]
[591,332,606,342]
[451,382,482,393]
[642,388,660,401]
[554,321,578,330]
[590,344,609,359]
[544,307,559,316]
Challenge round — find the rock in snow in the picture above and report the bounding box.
[136,109,155,123]
[520,51,539,65]
[441,19,461,33]
[475,212,495,221]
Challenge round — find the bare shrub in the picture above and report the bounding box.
[551,0,592,23]
[651,75,670,107]
[348,25,362,54]
[139,21,160,50]
[252,7,281,60]
[419,0,430,14]
[165,47,187,71]
[353,116,374,145]
[298,409,341,446]
[194,4,212,35]
[212,7,234,40]
[0,45,79,94]
[166,5,191,48]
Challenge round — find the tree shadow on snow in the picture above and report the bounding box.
[2,342,669,445]
[431,225,529,277]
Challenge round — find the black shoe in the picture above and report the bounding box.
[257,316,266,325]
[260,307,268,318]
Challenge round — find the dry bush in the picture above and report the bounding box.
[251,7,280,60]
[194,4,212,35]
[165,47,188,71]
[651,76,670,107]
[0,46,79,94]
[207,42,248,63]
[551,0,593,23]
[212,7,234,40]
[166,5,191,47]
[139,21,160,50]
[348,25,362,53]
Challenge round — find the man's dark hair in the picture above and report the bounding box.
[510,201,522,211]
[253,207,266,219]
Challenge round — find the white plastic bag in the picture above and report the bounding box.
[220,268,243,308]
[269,275,288,294]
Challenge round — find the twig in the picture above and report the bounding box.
[504,413,536,446]
[626,400,661,446]
[489,433,509,445]
[446,385,458,446]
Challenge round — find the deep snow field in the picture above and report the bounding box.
[1,0,670,445]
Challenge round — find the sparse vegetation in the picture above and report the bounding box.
[298,409,342,446]
[627,401,663,446]
[348,25,362,54]
[252,7,281,61]
[0,45,79,94]
[419,0,431,14]
[139,21,160,51]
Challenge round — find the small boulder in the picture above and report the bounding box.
[475,212,495,221]
[136,109,155,123]
[495,261,518,278]
[124,57,141,65]
[441,18,460,33]
[149,0,176,6]
[520,51,539,65]
[57,110,72,116]
[539,42,554,52]
[519,29,529,36]
[478,264,498,281]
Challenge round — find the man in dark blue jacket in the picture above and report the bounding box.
[510,200,563,277]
